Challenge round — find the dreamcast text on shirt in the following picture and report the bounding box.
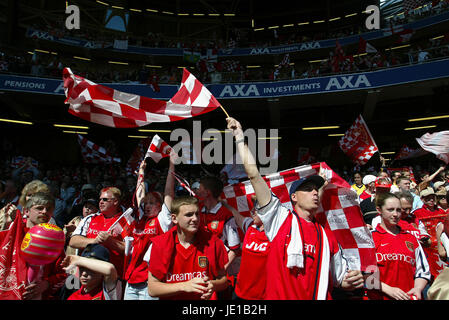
[182,304,268,317]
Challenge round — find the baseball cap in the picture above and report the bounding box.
[362,175,377,185]
[81,184,95,192]
[81,244,110,262]
[434,181,445,190]
[420,187,435,198]
[83,198,98,208]
[436,189,447,196]
[289,175,325,196]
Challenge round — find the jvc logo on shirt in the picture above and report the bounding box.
[245,241,268,252]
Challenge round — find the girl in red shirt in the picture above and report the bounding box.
[368,192,430,300]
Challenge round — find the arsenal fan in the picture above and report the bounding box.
[367,192,430,300]
[358,174,376,202]
[69,187,126,280]
[350,172,366,197]
[0,192,66,300]
[145,196,229,300]
[63,244,121,300]
[226,117,364,300]
[413,187,448,280]
[196,175,241,298]
[123,152,176,300]
[220,196,270,300]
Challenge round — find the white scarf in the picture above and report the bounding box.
[286,213,331,300]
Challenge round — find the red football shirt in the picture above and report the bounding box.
[148,232,228,300]
[234,218,270,300]
[68,285,103,300]
[125,205,171,284]
[368,224,430,300]
[83,213,125,278]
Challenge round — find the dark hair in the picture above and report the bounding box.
[375,192,399,208]
[200,176,223,198]
[396,175,411,185]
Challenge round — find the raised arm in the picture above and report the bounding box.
[163,150,177,210]
[226,117,271,207]
[135,160,147,209]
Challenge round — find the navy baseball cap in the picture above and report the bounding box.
[289,175,325,197]
[81,244,110,262]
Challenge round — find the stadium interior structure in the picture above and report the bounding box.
[0,0,448,173]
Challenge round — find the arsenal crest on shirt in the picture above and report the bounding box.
[210,221,219,230]
[198,256,208,268]
[405,241,414,253]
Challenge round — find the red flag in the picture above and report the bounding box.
[339,115,378,165]
[221,162,376,272]
[145,135,172,163]
[63,68,220,128]
[358,37,377,54]
[0,215,27,300]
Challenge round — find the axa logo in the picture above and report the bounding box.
[219,84,260,97]
[325,75,371,91]
[30,30,55,41]
[250,48,270,55]
[299,42,320,50]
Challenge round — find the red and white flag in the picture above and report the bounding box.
[108,208,135,238]
[77,134,121,164]
[0,214,27,300]
[416,130,449,164]
[63,68,221,128]
[394,144,428,160]
[171,172,196,196]
[145,135,172,163]
[358,36,377,54]
[339,115,378,165]
[77,134,120,164]
[396,28,415,43]
[221,162,376,272]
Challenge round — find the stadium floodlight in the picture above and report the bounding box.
[302,126,340,130]
[0,118,33,125]
[404,125,437,131]
[408,115,449,122]
[54,124,89,129]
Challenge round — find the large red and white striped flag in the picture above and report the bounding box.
[145,135,172,163]
[63,68,221,128]
[221,162,376,272]
[339,115,378,165]
[416,130,449,164]
[77,134,121,164]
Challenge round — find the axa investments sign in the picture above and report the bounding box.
[214,74,373,98]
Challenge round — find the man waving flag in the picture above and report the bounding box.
[63,68,220,128]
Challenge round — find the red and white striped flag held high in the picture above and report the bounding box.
[338,115,378,165]
[221,162,376,272]
[63,68,221,128]
[416,130,449,164]
[145,135,172,163]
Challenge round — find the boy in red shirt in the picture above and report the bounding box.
[63,244,121,300]
[221,196,270,300]
[145,196,228,300]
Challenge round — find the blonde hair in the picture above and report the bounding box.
[101,187,122,201]
[19,180,50,207]
[171,196,198,216]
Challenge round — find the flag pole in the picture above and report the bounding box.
[219,105,230,118]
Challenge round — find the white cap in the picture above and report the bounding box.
[362,175,377,185]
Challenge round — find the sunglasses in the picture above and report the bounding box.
[99,197,115,202]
